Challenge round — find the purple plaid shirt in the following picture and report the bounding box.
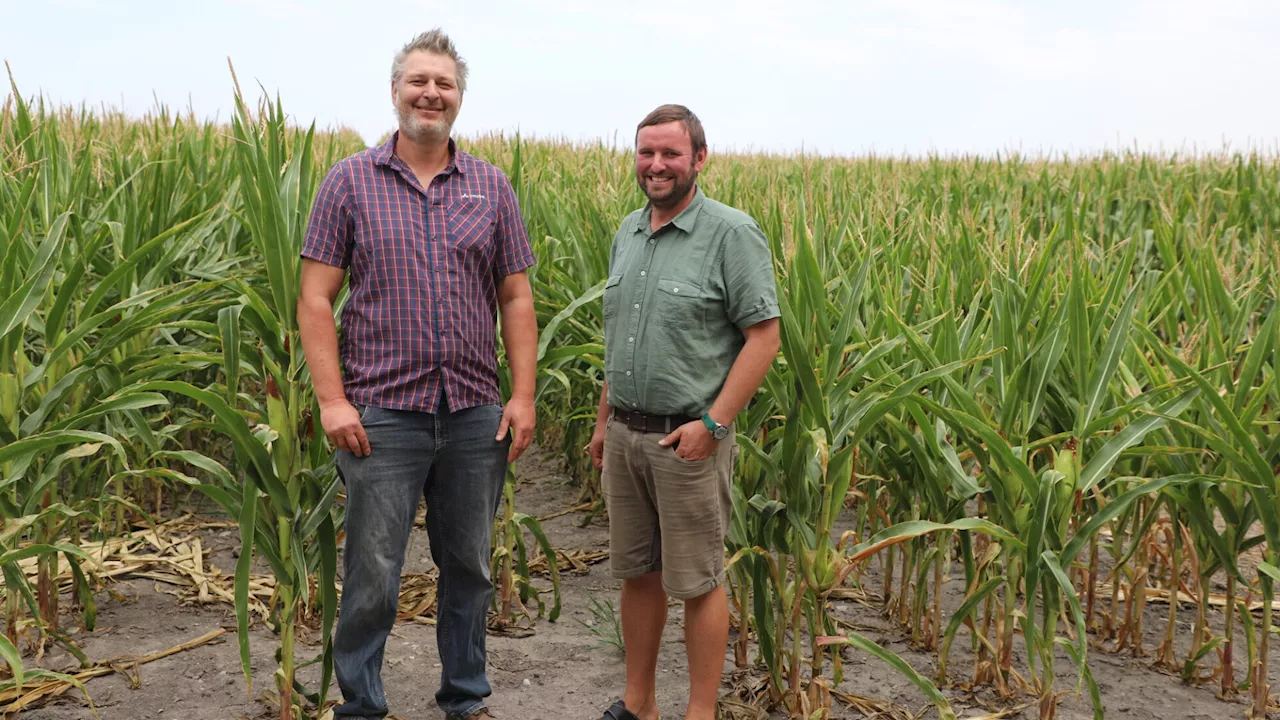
[301,133,535,413]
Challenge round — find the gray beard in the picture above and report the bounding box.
[397,107,451,145]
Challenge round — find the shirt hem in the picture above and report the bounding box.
[346,392,502,415]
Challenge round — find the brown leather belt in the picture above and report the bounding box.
[611,407,698,434]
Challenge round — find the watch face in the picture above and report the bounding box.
[713,425,731,440]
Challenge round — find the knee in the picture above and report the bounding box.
[622,570,665,594]
[441,541,494,583]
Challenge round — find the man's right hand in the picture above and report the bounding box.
[588,426,606,470]
[320,399,371,457]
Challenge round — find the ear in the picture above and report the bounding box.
[693,146,708,172]
[390,81,398,106]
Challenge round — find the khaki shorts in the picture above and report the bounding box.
[600,414,736,600]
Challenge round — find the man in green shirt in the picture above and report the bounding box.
[588,104,781,720]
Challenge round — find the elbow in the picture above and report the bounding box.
[297,292,332,320]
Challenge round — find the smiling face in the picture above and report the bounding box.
[391,50,462,144]
[635,121,707,210]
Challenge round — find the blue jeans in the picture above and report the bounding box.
[332,402,509,720]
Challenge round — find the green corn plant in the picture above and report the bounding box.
[1137,307,1279,719]
[1,75,236,662]
[127,83,349,720]
[6,73,1280,720]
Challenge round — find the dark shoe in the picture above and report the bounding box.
[448,708,496,720]
[602,700,640,720]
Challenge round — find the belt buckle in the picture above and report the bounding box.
[625,411,646,432]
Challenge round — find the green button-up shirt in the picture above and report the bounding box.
[604,187,780,417]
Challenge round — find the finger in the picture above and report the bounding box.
[508,429,522,461]
[346,432,363,457]
[332,433,352,455]
[512,440,530,461]
[356,426,371,457]
[496,414,510,442]
[658,428,680,447]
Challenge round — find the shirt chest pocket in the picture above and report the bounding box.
[655,277,713,328]
[447,199,497,253]
[603,275,623,319]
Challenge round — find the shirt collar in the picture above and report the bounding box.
[375,131,469,175]
[634,185,706,235]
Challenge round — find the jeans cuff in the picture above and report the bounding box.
[447,701,487,719]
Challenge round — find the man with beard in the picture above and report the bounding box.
[297,28,536,720]
[588,105,780,720]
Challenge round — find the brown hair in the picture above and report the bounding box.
[636,104,706,155]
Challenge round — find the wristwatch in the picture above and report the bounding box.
[701,413,731,440]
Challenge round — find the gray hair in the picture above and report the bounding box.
[391,29,469,93]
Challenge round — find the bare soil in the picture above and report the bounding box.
[10,447,1278,720]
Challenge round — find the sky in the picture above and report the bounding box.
[2,0,1278,157]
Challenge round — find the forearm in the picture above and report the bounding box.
[499,294,538,403]
[707,327,781,425]
[595,381,611,432]
[297,296,346,406]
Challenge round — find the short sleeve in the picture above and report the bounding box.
[722,221,780,329]
[492,174,535,278]
[301,163,355,268]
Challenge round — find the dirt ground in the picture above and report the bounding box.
[10,447,1278,720]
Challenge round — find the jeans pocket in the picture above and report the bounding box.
[672,449,711,466]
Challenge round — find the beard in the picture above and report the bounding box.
[638,168,699,209]
[395,95,453,144]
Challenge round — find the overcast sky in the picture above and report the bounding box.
[3,0,1278,156]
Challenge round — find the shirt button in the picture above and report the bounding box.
[628,337,634,343]
[633,303,640,309]
[672,287,679,293]
[648,239,655,244]
[625,370,632,376]
[640,270,647,277]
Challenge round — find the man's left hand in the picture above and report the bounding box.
[497,398,535,462]
[658,420,717,461]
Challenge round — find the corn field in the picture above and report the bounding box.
[2,76,1279,720]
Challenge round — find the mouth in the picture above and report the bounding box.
[646,175,674,188]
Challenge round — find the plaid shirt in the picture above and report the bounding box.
[301,133,535,413]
